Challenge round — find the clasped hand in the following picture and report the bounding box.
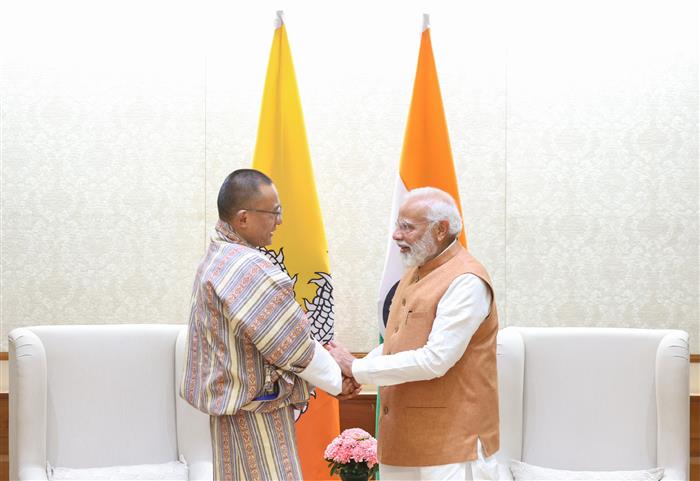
[325,340,362,400]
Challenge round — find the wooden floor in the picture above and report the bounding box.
[0,393,697,481]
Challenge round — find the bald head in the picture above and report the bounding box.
[403,187,463,238]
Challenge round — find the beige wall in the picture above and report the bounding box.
[1,0,698,352]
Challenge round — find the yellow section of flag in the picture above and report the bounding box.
[252,14,339,481]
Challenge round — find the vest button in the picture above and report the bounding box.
[383,406,389,415]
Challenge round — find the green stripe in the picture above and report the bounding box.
[374,333,383,480]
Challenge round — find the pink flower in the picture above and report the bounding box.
[324,428,379,477]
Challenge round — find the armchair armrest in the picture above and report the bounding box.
[656,331,689,481]
[9,328,48,481]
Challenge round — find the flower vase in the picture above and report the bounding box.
[339,472,369,481]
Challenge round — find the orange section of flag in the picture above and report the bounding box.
[399,28,466,247]
[296,390,339,480]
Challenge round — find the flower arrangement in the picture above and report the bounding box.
[324,428,379,480]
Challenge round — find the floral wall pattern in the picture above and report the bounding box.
[1,0,697,352]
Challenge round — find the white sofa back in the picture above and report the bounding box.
[9,324,212,481]
[496,327,689,480]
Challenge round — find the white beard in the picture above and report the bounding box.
[398,228,437,268]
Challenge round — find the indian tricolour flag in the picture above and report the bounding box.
[377,14,467,336]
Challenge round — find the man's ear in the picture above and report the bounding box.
[231,210,247,230]
[435,220,450,242]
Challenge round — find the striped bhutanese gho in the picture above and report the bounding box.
[211,407,303,481]
[180,220,315,416]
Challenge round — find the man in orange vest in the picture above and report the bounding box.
[327,187,500,481]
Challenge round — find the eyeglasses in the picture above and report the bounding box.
[243,207,283,220]
[394,219,431,234]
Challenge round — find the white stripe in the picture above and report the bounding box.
[376,176,409,337]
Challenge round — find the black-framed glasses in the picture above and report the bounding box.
[243,207,283,220]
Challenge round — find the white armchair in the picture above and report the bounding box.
[9,324,212,481]
[496,327,690,480]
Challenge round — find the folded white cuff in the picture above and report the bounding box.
[297,340,342,395]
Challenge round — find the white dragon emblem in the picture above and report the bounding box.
[258,246,335,343]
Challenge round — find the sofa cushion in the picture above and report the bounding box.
[510,460,664,481]
[48,460,188,481]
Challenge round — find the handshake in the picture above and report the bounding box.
[324,340,362,401]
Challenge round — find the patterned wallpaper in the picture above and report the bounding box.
[1,0,698,352]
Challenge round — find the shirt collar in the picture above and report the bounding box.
[214,219,253,248]
[431,238,458,263]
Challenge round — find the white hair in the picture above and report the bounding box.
[405,187,463,237]
[398,227,436,267]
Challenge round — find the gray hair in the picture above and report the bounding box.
[405,187,463,236]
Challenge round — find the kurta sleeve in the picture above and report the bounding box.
[297,340,342,395]
[352,274,491,386]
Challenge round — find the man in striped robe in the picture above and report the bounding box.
[180,169,350,481]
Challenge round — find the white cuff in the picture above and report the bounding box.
[297,340,342,395]
[351,356,373,385]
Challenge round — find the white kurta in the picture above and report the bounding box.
[353,260,499,481]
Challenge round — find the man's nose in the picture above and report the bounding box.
[392,229,402,241]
